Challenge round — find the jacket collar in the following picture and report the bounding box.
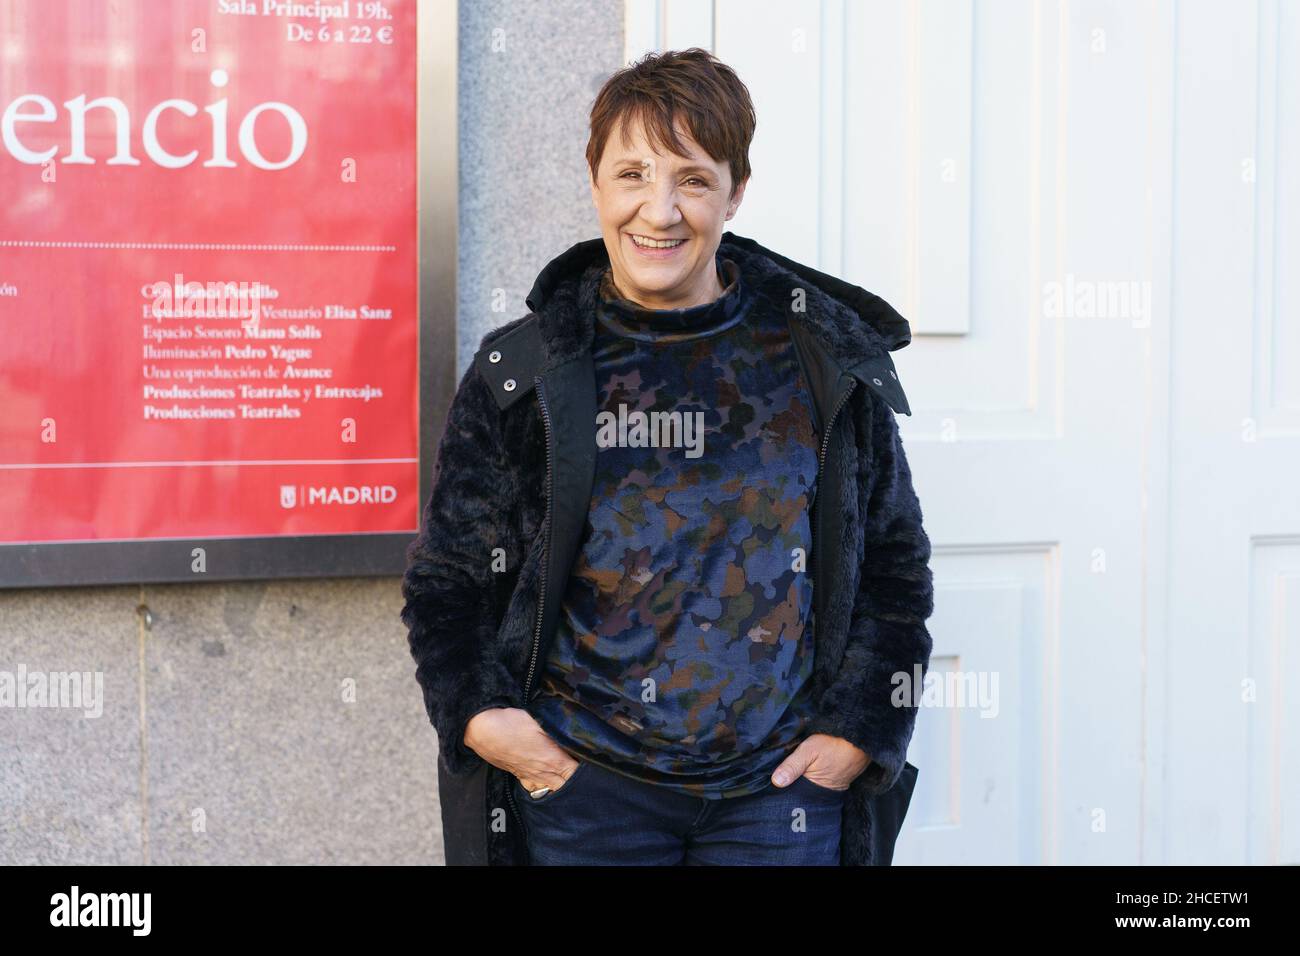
[524,230,911,374]
[475,231,914,417]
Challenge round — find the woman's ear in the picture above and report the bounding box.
[725,175,749,220]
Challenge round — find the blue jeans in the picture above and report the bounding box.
[513,758,845,865]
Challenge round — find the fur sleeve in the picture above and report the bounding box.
[400,355,519,776]
[805,389,935,795]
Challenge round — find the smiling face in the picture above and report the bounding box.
[590,113,748,311]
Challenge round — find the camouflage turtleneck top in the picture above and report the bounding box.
[526,253,822,798]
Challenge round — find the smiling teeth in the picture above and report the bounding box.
[631,235,685,248]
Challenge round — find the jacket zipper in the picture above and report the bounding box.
[506,375,555,855]
[817,377,856,484]
[522,374,554,703]
[812,377,856,632]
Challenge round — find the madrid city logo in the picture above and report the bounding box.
[279,484,397,507]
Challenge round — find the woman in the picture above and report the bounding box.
[401,48,934,866]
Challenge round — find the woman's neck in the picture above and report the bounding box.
[596,258,749,344]
[607,262,727,311]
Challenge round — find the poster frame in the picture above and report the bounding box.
[0,1,455,589]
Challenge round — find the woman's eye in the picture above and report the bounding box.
[618,171,707,186]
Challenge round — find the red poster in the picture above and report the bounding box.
[0,0,419,544]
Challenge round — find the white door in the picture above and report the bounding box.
[626,0,1299,865]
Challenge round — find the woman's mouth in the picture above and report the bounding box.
[626,233,687,259]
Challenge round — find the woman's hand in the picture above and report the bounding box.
[770,733,871,791]
[463,706,581,794]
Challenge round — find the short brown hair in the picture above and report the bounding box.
[586,48,756,197]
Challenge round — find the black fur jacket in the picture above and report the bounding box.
[400,231,935,865]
